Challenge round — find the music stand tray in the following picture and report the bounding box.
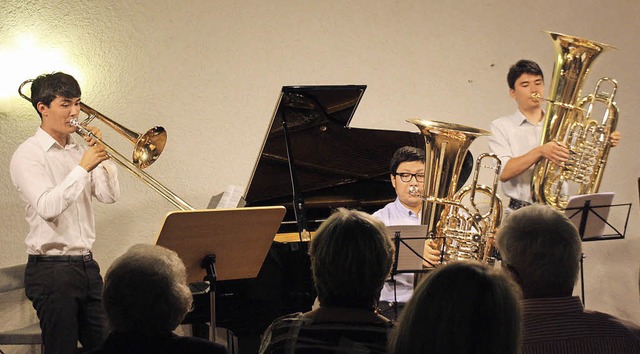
[155,206,286,342]
[387,225,430,274]
[564,193,629,241]
[156,206,286,283]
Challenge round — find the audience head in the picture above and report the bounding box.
[507,59,544,90]
[102,244,192,335]
[310,208,394,309]
[29,72,81,118]
[388,261,521,354]
[497,204,582,298]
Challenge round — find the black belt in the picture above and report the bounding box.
[28,252,93,263]
[509,198,532,210]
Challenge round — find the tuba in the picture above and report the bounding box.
[407,119,502,265]
[531,31,619,209]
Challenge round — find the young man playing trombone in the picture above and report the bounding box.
[10,72,120,353]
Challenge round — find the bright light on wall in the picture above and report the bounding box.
[0,34,81,99]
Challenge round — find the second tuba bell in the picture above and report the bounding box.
[531,31,619,210]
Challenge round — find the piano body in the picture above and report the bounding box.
[245,85,424,232]
[185,85,423,350]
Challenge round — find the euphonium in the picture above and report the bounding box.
[407,119,502,265]
[531,31,619,209]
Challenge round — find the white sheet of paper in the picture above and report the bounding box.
[386,225,430,272]
[564,192,615,240]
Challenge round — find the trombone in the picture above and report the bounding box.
[18,79,194,211]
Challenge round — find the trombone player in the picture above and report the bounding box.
[488,59,621,214]
[9,72,120,353]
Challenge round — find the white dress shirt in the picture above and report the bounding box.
[372,198,419,303]
[10,128,120,255]
[488,110,543,204]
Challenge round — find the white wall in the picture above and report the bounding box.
[1,0,639,338]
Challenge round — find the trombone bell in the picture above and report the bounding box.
[134,126,167,169]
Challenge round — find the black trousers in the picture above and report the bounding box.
[25,258,107,354]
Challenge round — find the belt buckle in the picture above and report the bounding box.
[510,198,531,210]
[83,252,92,262]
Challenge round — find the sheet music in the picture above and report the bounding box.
[564,192,614,240]
[218,185,243,208]
[386,225,429,273]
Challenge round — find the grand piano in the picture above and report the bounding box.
[186,85,424,352]
[245,85,423,233]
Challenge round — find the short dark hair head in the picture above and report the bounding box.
[507,59,543,90]
[390,146,425,174]
[310,208,394,308]
[29,72,81,118]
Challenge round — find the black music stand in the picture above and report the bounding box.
[563,193,631,305]
[386,225,431,318]
[155,206,286,342]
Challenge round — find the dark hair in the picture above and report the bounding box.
[389,146,425,174]
[388,261,521,354]
[310,208,394,308]
[507,59,544,90]
[29,72,81,118]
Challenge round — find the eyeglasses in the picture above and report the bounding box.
[394,172,425,183]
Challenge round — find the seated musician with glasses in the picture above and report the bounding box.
[488,59,621,213]
[371,146,440,320]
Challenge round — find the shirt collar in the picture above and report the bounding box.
[513,109,545,127]
[520,296,584,315]
[393,198,421,219]
[35,127,76,151]
[511,109,529,126]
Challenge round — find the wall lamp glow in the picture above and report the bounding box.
[0,34,80,99]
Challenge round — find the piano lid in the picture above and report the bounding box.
[244,85,423,216]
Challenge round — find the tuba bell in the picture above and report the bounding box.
[531,31,619,209]
[407,119,502,265]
